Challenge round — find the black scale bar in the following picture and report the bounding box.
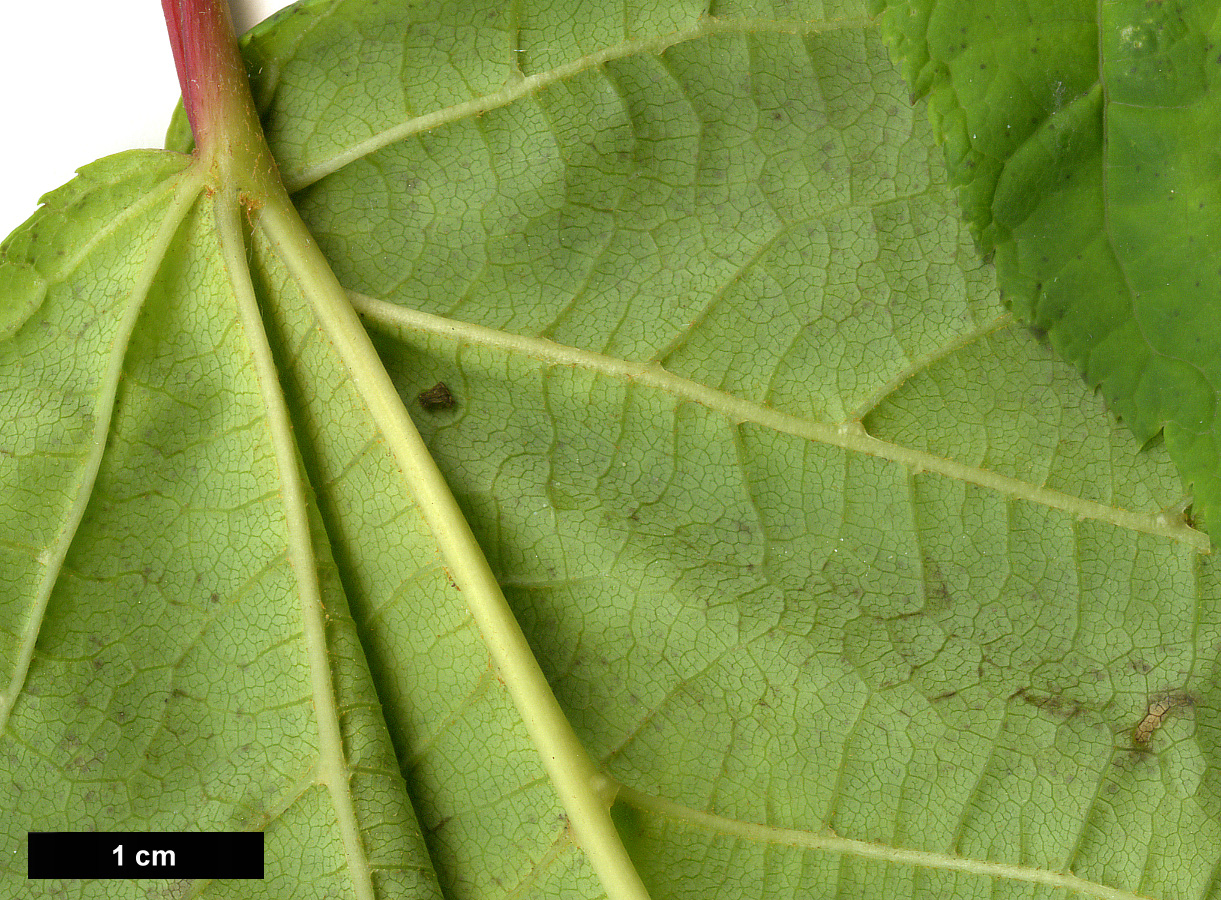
[28,832,264,879]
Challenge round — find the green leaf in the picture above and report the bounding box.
[3,1,1220,899]
[871,0,1221,535]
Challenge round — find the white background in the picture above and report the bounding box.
[0,0,293,240]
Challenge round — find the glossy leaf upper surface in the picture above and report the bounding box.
[873,0,1221,534]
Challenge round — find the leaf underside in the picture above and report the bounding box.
[2,1,1220,899]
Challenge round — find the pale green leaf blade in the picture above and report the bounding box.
[4,0,1221,899]
[166,0,1219,897]
[0,152,441,898]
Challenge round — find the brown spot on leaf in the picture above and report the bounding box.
[1133,692,1194,748]
[418,382,455,411]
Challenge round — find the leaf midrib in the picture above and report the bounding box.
[257,187,659,898]
[349,291,1207,552]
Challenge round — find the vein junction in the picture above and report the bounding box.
[348,292,1208,553]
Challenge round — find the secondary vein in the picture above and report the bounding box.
[348,293,1208,553]
[214,188,375,900]
[283,14,872,193]
[0,172,205,736]
[615,782,1155,900]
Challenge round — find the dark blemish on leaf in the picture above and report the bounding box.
[1133,692,1194,748]
[418,382,455,411]
[209,592,219,604]
[1134,698,1172,746]
[1014,687,1084,721]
